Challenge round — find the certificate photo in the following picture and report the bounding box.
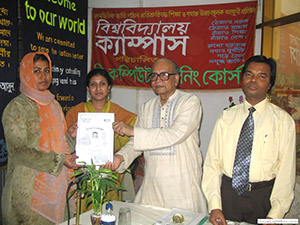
[75,112,115,165]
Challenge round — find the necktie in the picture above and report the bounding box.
[232,107,256,196]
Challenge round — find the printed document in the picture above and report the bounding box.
[75,112,114,165]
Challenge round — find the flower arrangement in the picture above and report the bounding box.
[224,95,244,110]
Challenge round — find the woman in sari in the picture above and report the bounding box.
[1,52,80,225]
[66,68,142,211]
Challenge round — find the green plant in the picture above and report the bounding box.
[69,161,124,213]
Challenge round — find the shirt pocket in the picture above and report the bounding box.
[260,134,279,173]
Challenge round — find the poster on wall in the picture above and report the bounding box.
[272,23,300,115]
[92,1,257,90]
[20,0,88,112]
[269,22,300,174]
[0,2,18,165]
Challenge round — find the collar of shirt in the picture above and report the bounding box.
[158,89,180,107]
[243,98,268,115]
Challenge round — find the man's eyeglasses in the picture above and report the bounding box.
[148,72,177,81]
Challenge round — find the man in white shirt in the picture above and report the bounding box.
[202,55,296,224]
[103,58,207,213]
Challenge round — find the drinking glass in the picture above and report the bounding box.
[118,207,131,225]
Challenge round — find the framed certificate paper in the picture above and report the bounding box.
[75,112,115,165]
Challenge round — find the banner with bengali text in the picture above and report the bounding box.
[0,2,18,164]
[21,0,88,112]
[92,1,257,90]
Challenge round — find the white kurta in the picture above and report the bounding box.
[116,90,207,213]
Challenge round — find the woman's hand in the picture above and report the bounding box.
[101,154,124,170]
[68,122,78,138]
[113,121,134,137]
[64,154,82,169]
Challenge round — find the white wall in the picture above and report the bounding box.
[87,0,263,158]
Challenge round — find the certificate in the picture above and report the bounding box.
[75,112,114,165]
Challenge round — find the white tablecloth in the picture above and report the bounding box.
[59,201,261,225]
[60,200,173,225]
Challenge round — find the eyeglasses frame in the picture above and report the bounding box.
[148,72,178,81]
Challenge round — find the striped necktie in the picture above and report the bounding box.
[232,107,256,196]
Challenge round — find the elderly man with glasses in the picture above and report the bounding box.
[103,58,207,213]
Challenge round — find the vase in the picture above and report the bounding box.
[90,211,102,225]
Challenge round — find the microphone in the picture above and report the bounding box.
[70,169,89,185]
[66,168,88,225]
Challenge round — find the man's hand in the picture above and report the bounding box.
[113,121,134,137]
[67,122,78,138]
[263,216,275,225]
[209,209,227,225]
[101,154,124,170]
[64,154,82,169]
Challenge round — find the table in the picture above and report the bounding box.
[59,201,208,225]
[59,201,259,225]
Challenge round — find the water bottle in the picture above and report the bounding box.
[101,202,116,225]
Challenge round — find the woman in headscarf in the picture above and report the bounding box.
[66,68,144,211]
[1,52,80,225]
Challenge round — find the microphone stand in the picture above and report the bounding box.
[67,172,86,225]
[74,174,86,225]
[75,191,82,225]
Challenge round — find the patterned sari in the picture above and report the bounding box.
[66,100,139,212]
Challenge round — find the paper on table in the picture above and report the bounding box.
[155,208,206,225]
[75,112,114,165]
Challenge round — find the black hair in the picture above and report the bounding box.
[241,55,277,92]
[85,68,113,87]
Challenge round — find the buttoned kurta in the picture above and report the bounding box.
[116,90,207,213]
